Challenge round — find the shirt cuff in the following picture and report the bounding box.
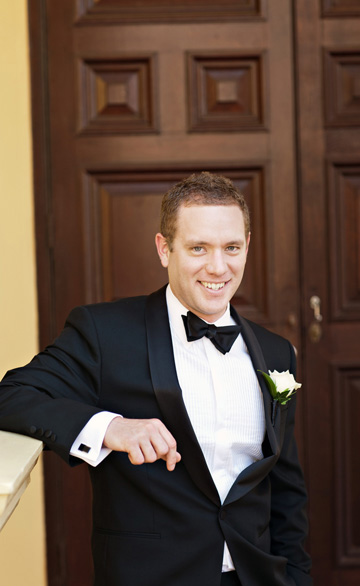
[70,411,121,467]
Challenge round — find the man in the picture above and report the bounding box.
[0,172,312,586]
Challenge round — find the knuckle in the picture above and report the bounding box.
[157,445,169,457]
[145,419,158,431]
[127,438,139,451]
[168,438,177,450]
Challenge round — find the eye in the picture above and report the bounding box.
[226,246,239,252]
[192,246,204,253]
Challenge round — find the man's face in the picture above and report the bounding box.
[155,204,250,323]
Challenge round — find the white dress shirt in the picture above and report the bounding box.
[70,285,266,570]
[166,286,265,570]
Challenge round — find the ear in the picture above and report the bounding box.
[155,233,170,268]
[245,232,251,256]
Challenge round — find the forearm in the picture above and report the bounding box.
[0,379,103,462]
[0,305,103,462]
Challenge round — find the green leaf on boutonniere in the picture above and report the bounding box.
[258,370,277,398]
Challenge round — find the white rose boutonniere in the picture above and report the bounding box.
[258,369,302,405]
[258,370,302,425]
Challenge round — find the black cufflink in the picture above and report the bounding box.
[79,443,91,453]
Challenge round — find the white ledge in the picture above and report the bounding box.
[0,431,43,531]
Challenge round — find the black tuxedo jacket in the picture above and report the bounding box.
[0,286,312,586]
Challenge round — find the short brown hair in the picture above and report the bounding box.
[160,172,250,247]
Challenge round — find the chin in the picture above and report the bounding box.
[200,304,227,319]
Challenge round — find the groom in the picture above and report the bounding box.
[0,172,312,586]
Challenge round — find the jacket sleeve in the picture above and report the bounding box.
[0,306,104,464]
[269,341,313,585]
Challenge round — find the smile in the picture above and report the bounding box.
[200,281,226,291]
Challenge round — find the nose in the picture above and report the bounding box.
[206,251,227,276]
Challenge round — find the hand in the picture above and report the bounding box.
[103,417,181,471]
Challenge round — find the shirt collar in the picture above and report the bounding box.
[166,284,235,345]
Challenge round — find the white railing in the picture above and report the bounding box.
[0,431,43,531]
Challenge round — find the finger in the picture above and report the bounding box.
[157,429,181,471]
[164,450,181,472]
[127,445,146,466]
[141,435,168,463]
[140,426,180,470]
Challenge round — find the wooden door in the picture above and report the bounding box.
[295,1,360,584]
[29,1,302,584]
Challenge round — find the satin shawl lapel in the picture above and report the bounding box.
[224,308,280,506]
[145,287,220,506]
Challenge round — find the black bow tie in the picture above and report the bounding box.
[182,311,241,355]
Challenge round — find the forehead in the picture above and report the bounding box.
[175,204,246,240]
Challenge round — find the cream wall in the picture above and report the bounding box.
[0,2,47,585]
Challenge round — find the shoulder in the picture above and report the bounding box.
[86,295,148,316]
[60,287,167,343]
[241,317,296,373]
[243,318,291,348]
[69,285,167,322]
[65,294,149,330]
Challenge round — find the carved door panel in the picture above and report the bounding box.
[30,1,301,584]
[295,1,360,584]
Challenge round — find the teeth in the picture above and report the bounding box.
[201,281,225,290]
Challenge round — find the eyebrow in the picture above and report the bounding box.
[185,239,244,247]
[186,240,208,246]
